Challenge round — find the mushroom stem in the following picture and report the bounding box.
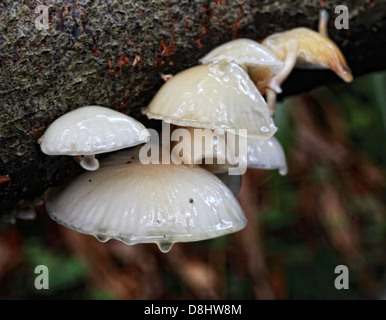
[266,88,278,117]
[266,39,298,115]
[75,155,100,171]
[318,9,329,37]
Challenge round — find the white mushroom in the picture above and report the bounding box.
[46,160,247,253]
[170,126,237,173]
[262,10,353,114]
[39,106,150,171]
[199,38,284,94]
[143,61,277,139]
[245,136,288,175]
[102,144,242,197]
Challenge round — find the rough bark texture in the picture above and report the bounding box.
[1,0,386,214]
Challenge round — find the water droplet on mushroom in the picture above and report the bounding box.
[260,126,269,133]
[279,166,288,176]
[95,235,110,243]
[157,242,174,253]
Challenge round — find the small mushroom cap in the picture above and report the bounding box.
[46,161,247,246]
[262,28,353,82]
[200,38,284,93]
[143,62,277,139]
[200,38,283,70]
[40,106,150,156]
[244,136,288,175]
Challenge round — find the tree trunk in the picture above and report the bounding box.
[1,0,386,214]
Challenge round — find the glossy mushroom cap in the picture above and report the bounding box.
[200,38,284,93]
[39,106,150,156]
[102,145,242,197]
[143,62,277,139]
[262,27,353,83]
[245,136,288,175]
[46,160,247,253]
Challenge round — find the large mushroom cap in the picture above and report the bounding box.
[40,106,150,156]
[200,38,284,93]
[46,161,247,253]
[143,62,277,139]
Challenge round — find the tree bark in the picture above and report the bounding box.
[1,0,386,214]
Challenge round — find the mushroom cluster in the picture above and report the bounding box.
[40,10,352,253]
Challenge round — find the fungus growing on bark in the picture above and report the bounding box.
[262,10,353,113]
[143,61,277,139]
[199,38,284,94]
[39,106,150,171]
